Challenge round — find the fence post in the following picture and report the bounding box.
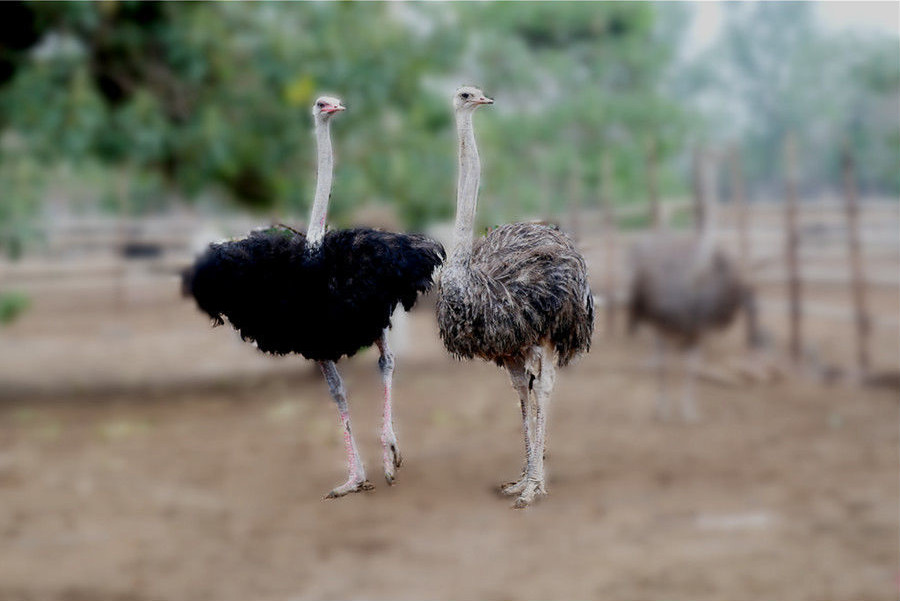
[535,148,553,221]
[568,156,582,242]
[784,133,803,363]
[114,167,130,311]
[647,136,661,229]
[600,150,618,335]
[842,144,871,377]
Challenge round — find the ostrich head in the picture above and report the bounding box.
[312,96,346,121]
[453,86,493,112]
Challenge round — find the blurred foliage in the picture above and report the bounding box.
[682,2,900,197]
[0,1,896,238]
[0,290,30,325]
[0,152,45,257]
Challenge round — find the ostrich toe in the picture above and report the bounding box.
[325,478,374,499]
[383,442,402,485]
[498,475,527,496]
[512,480,547,509]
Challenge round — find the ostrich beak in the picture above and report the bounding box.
[323,104,346,114]
[475,96,494,105]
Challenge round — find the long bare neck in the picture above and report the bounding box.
[449,110,480,265]
[306,118,333,246]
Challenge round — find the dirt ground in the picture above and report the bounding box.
[0,284,897,601]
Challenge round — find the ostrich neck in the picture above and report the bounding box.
[449,110,480,266]
[306,119,334,246]
[695,153,718,263]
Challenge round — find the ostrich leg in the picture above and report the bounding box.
[680,345,700,422]
[533,347,556,485]
[375,330,402,485]
[318,361,374,498]
[499,359,535,498]
[654,334,671,420]
[514,346,554,508]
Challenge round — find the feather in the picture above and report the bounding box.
[183,226,444,361]
[437,223,593,367]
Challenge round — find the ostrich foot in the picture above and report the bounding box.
[513,480,547,509]
[325,478,374,499]
[382,440,403,485]
[498,474,527,496]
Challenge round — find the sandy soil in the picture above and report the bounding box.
[0,291,897,601]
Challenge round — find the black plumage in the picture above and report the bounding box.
[183,226,444,361]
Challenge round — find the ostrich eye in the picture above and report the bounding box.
[317,102,325,108]
[460,93,470,99]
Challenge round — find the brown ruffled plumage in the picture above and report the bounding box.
[437,222,594,367]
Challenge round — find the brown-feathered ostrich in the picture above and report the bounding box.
[627,152,763,421]
[436,86,594,508]
[182,96,444,497]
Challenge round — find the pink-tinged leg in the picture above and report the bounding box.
[318,361,373,498]
[500,359,534,498]
[376,331,402,485]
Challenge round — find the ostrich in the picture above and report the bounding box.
[436,86,594,508]
[182,96,444,497]
[627,151,763,421]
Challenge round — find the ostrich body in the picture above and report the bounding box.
[628,235,757,349]
[627,160,762,420]
[436,87,594,508]
[183,97,444,497]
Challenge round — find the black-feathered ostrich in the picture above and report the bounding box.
[436,86,594,508]
[627,152,763,421]
[183,96,444,497]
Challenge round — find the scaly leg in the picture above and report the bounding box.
[680,345,700,422]
[499,358,534,497]
[375,330,402,485]
[318,360,374,498]
[514,346,555,509]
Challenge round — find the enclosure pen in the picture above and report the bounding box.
[0,2,897,598]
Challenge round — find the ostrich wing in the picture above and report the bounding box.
[183,227,444,361]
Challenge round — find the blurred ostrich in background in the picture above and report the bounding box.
[436,86,594,508]
[183,96,444,497]
[627,150,764,421]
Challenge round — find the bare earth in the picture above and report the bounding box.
[0,283,897,601]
